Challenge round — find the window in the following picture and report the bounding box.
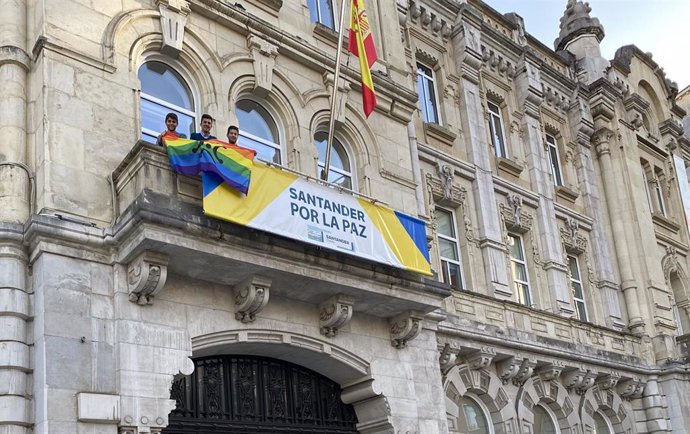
[139,61,195,143]
[533,405,558,434]
[653,167,667,215]
[642,162,668,216]
[416,63,440,124]
[487,101,507,158]
[642,166,654,211]
[546,134,563,186]
[308,0,336,29]
[436,209,465,290]
[314,131,353,189]
[235,99,282,164]
[458,396,492,434]
[592,412,613,434]
[508,233,531,306]
[568,255,588,322]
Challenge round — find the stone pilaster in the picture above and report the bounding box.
[451,6,511,299]
[515,55,573,315]
[0,225,31,433]
[0,0,31,224]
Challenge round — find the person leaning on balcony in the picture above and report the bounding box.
[156,112,187,146]
[190,113,216,141]
[226,125,239,145]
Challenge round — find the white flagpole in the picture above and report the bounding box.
[321,0,349,182]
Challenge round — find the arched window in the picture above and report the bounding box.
[314,131,353,189]
[533,404,558,434]
[457,395,491,434]
[235,99,282,164]
[593,411,613,434]
[139,61,195,143]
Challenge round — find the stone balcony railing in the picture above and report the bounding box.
[110,141,449,335]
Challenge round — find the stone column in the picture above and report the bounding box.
[641,376,671,433]
[515,55,573,315]
[0,0,31,223]
[592,128,644,334]
[451,6,511,298]
[0,225,31,432]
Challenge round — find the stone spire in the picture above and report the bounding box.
[554,0,604,52]
[554,0,608,84]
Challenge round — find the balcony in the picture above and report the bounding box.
[111,141,449,320]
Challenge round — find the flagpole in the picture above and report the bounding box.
[321,0,349,182]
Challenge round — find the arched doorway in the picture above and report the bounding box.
[163,355,358,434]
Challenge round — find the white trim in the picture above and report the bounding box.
[487,101,507,158]
[436,207,465,290]
[416,62,441,125]
[461,393,495,434]
[235,97,286,165]
[545,133,563,186]
[568,255,588,322]
[508,233,532,306]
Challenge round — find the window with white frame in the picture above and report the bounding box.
[568,255,588,322]
[592,411,613,434]
[641,164,654,212]
[508,233,531,306]
[533,404,559,434]
[436,208,465,290]
[235,99,282,164]
[416,63,440,124]
[653,167,667,216]
[307,0,336,29]
[314,131,353,189]
[487,101,507,158]
[546,133,563,186]
[139,61,196,143]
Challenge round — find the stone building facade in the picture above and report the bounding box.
[1,0,690,433]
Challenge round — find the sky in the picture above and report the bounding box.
[487,0,690,90]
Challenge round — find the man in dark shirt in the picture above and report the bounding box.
[190,114,216,141]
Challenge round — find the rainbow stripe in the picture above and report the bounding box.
[164,134,256,194]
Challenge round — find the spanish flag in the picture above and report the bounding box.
[348,0,378,118]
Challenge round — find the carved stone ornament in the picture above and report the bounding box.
[464,347,496,370]
[537,361,565,382]
[233,275,272,323]
[596,373,620,390]
[389,311,424,349]
[561,368,597,395]
[247,34,278,97]
[439,343,457,372]
[499,193,532,233]
[662,245,681,284]
[425,165,467,207]
[319,293,355,337]
[408,1,452,41]
[512,358,537,387]
[617,378,646,400]
[119,428,137,434]
[496,357,521,385]
[157,0,190,57]
[127,251,169,305]
[560,217,587,255]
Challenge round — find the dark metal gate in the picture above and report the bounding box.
[163,355,359,434]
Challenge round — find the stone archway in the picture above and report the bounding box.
[444,364,517,434]
[516,377,581,434]
[185,329,394,434]
[579,385,635,434]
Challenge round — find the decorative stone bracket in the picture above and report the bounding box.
[157,0,190,57]
[127,251,169,305]
[617,377,646,400]
[536,361,565,382]
[319,293,355,337]
[248,34,278,97]
[389,311,424,349]
[561,367,597,395]
[497,356,536,386]
[464,347,496,370]
[233,275,272,323]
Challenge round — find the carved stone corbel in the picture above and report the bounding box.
[512,358,537,386]
[536,361,565,382]
[157,0,190,57]
[618,377,646,400]
[233,275,272,323]
[561,368,596,394]
[496,357,521,385]
[323,72,351,125]
[247,35,279,97]
[596,373,620,390]
[389,311,424,349]
[464,347,496,370]
[319,293,354,337]
[127,251,169,305]
[499,193,532,234]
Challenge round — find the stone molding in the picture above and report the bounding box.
[127,251,169,305]
[561,368,597,395]
[319,293,355,337]
[560,217,587,255]
[499,193,532,234]
[465,347,496,370]
[536,361,565,382]
[408,1,453,41]
[617,377,646,400]
[595,372,621,390]
[157,0,190,57]
[389,311,424,348]
[233,275,271,323]
[426,164,467,207]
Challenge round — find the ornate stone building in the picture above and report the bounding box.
[1,0,689,433]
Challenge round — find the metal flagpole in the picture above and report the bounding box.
[321,0,349,182]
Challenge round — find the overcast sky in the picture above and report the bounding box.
[487,0,690,90]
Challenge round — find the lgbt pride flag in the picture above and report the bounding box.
[202,162,431,275]
[164,133,256,194]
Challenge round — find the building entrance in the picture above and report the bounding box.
[163,355,359,434]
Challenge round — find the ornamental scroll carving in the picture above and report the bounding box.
[319,293,354,337]
[560,217,587,255]
[499,193,532,234]
[425,164,467,207]
[127,251,169,305]
[234,275,272,323]
[561,368,597,395]
[389,311,424,349]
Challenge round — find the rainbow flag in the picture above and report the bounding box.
[163,133,257,194]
